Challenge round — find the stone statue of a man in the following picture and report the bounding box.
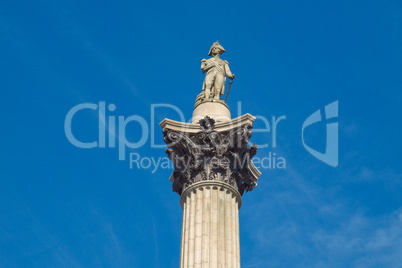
[201,41,235,100]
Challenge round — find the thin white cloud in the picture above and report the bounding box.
[240,163,402,267]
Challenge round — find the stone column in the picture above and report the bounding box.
[180,181,241,268]
[160,113,261,268]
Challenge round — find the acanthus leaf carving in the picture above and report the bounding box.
[163,116,259,195]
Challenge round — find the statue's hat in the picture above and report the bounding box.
[208,41,225,56]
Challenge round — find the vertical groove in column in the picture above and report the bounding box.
[202,186,210,267]
[180,194,187,268]
[232,193,238,267]
[225,190,232,267]
[217,188,221,268]
[182,194,188,268]
[219,188,226,268]
[224,189,229,266]
[236,199,240,268]
[194,187,203,267]
[231,193,237,267]
[211,186,218,267]
[188,189,197,267]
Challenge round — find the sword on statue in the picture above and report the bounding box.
[224,78,234,103]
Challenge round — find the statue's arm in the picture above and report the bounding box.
[224,60,235,79]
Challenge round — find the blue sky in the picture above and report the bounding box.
[1,0,401,267]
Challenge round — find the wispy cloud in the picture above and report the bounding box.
[240,164,402,267]
[313,208,402,267]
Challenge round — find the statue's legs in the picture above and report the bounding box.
[213,75,224,100]
[204,73,216,99]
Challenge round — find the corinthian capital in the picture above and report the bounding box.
[161,115,261,195]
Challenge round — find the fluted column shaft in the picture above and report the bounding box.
[180,181,242,268]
